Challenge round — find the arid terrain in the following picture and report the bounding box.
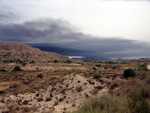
[0,43,150,113]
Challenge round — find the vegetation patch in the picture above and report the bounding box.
[46,97,52,101]
[59,97,65,102]
[93,73,101,79]
[123,68,136,78]
[37,73,43,78]
[37,98,43,102]
[13,66,22,71]
[0,69,7,72]
[71,94,129,113]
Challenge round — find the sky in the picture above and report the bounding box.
[0,0,150,60]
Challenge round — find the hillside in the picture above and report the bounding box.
[0,43,69,62]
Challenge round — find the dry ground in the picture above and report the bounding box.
[0,61,149,113]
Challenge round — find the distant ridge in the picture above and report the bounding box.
[0,43,69,62]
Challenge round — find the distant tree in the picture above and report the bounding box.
[30,60,35,63]
[65,60,73,64]
[0,69,6,72]
[13,66,22,71]
[94,73,101,79]
[37,73,43,78]
[96,64,101,67]
[93,67,97,70]
[139,63,148,71]
[123,68,136,78]
[53,60,58,63]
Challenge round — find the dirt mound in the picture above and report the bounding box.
[1,73,109,113]
[0,43,68,62]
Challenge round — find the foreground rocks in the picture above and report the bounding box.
[0,73,113,113]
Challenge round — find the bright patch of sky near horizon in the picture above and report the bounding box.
[1,0,150,42]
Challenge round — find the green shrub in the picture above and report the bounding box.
[128,95,150,113]
[125,77,150,98]
[53,60,58,63]
[0,69,6,72]
[96,64,101,67]
[37,98,43,102]
[30,60,35,63]
[93,67,97,70]
[37,73,43,78]
[139,63,148,71]
[113,66,117,69]
[61,89,66,94]
[94,73,101,79]
[13,66,22,71]
[35,93,39,97]
[72,94,128,113]
[46,97,52,101]
[59,97,64,102]
[22,107,31,112]
[65,60,73,64]
[123,68,136,78]
[16,105,20,110]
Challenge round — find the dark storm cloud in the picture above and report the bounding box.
[0,19,83,43]
[0,11,19,24]
[0,18,150,59]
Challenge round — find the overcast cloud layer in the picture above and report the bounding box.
[0,0,150,59]
[0,19,150,59]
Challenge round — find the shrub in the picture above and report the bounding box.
[72,94,129,113]
[37,98,43,102]
[128,95,150,113]
[94,73,101,79]
[65,60,73,64]
[16,105,20,110]
[0,69,6,72]
[53,60,58,63]
[123,68,136,78]
[61,89,66,94]
[30,60,35,63]
[35,93,39,97]
[37,73,43,78]
[139,63,148,71]
[46,97,52,101]
[96,64,101,67]
[113,66,117,69]
[22,107,31,112]
[59,97,64,102]
[93,67,97,70]
[13,66,22,71]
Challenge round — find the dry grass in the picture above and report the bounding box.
[71,94,129,113]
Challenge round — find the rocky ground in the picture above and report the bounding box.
[0,71,125,113]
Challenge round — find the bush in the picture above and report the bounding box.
[139,63,148,71]
[72,94,129,113]
[37,98,43,102]
[93,67,97,70]
[123,68,136,78]
[37,73,43,78]
[94,73,101,79]
[30,60,35,63]
[59,97,64,102]
[35,93,39,97]
[65,60,73,64]
[13,66,22,71]
[128,95,150,113]
[16,105,20,110]
[22,107,31,112]
[53,60,58,63]
[96,64,101,67]
[46,97,52,101]
[0,69,6,72]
